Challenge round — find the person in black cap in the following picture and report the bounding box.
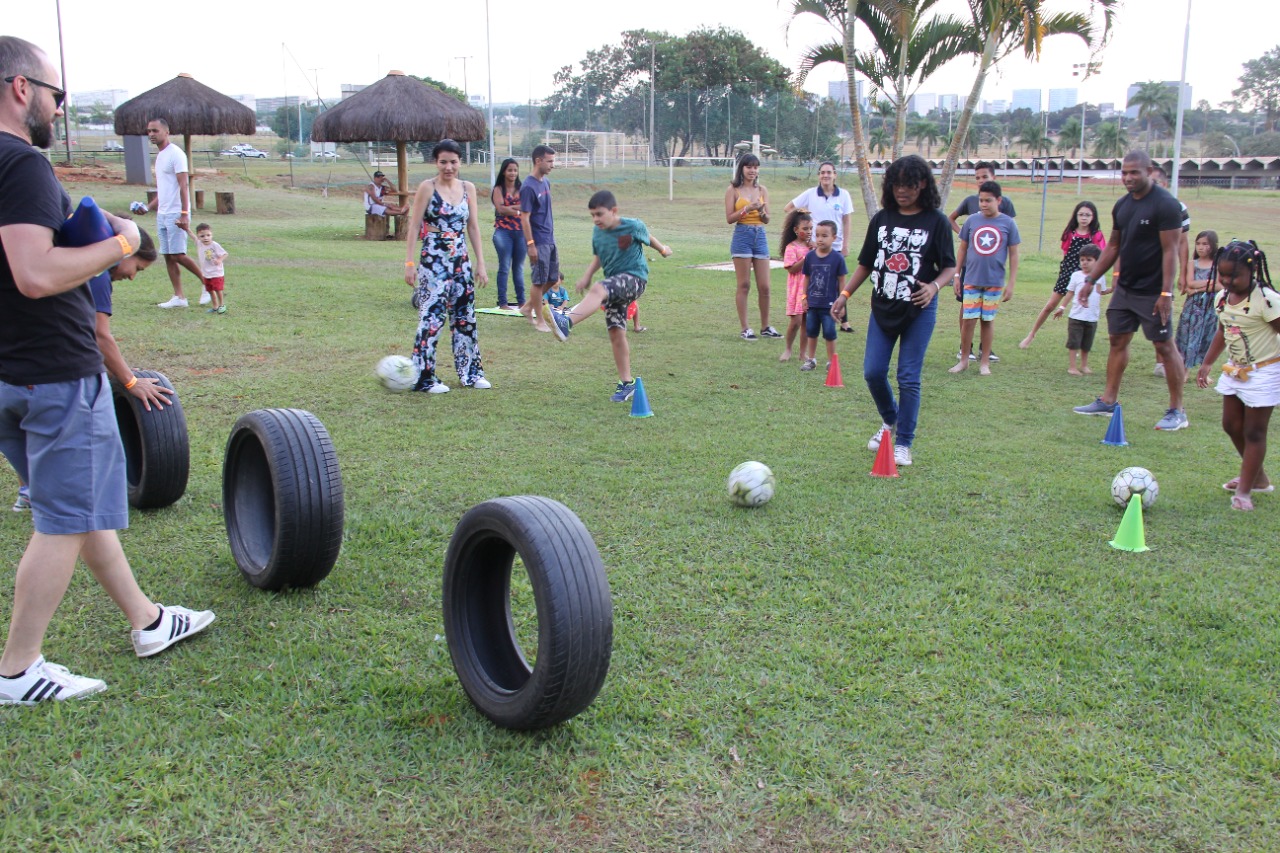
[365,170,408,217]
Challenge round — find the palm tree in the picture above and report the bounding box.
[937,0,1117,204]
[910,118,941,157]
[1128,80,1176,145]
[869,126,892,157]
[1092,121,1129,159]
[1017,124,1052,156]
[788,0,880,214]
[1057,115,1084,158]
[851,0,971,158]
[790,0,970,208]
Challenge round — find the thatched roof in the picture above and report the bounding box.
[114,73,255,137]
[310,71,485,143]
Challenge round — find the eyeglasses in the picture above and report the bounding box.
[4,75,66,109]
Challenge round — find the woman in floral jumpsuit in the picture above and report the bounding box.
[402,139,490,393]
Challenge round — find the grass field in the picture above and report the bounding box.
[2,160,1279,851]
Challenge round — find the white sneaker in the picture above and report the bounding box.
[131,604,215,658]
[868,423,894,451]
[471,378,492,389]
[0,656,106,704]
[894,445,913,466]
[198,291,212,305]
[428,383,451,395]
[1153,363,1166,378]
[157,296,189,309]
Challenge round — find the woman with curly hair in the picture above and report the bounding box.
[830,155,956,467]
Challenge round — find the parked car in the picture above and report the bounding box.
[240,149,268,158]
[103,141,124,152]
[314,151,341,160]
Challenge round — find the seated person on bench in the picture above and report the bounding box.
[365,171,408,217]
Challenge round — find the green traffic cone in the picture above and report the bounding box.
[1109,494,1149,552]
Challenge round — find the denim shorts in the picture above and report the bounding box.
[156,213,188,255]
[805,306,837,341]
[730,224,769,259]
[0,374,128,534]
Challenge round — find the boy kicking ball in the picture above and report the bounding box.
[544,190,671,402]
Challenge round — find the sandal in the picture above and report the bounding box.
[1231,494,1255,511]
[839,323,854,333]
[1222,480,1275,493]
[634,326,648,332]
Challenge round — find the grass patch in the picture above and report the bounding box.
[2,163,1279,851]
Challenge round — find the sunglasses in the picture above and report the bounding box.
[4,75,65,109]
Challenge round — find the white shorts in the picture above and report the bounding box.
[367,203,388,217]
[1215,361,1280,408]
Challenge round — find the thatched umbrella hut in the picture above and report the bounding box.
[114,73,256,187]
[310,70,486,223]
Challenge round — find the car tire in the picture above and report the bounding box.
[443,496,613,730]
[111,369,189,509]
[222,408,344,590]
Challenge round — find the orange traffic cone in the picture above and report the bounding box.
[869,429,898,478]
[825,354,844,387]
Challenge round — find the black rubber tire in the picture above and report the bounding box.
[222,408,345,590]
[443,496,613,730]
[110,369,189,509]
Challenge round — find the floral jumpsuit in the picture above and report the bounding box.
[412,189,485,390]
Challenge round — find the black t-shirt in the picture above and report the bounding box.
[0,131,103,385]
[951,194,1017,219]
[857,207,954,333]
[1111,184,1183,295]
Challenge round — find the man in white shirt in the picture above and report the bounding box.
[145,118,206,308]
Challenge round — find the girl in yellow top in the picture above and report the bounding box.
[724,154,779,340]
[1195,240,1280,511]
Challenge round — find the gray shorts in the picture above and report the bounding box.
[0,374,128,534]
[531,242,559,286]
[600,274,646,330]
[1106,285,1172,342]
[156,213,188,255]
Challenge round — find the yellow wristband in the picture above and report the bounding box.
[123,376,138,390]
[405,261,415,267]
[840,290,852,299]
[526,240,535,246]
[1160,292,1173,297]
[115,234,133,257]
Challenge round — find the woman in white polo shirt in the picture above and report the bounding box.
[785,161,855,331]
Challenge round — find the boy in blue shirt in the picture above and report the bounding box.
[546,190,672,402]
[799,220,848,372]
[950,181,1020,375]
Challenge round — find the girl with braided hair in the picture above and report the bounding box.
[1195,240,1280,511]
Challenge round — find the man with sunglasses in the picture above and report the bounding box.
[0,37,214,705]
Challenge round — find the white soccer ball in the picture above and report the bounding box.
[376,355,416,393]
[728,461,775,507]
[1111,466,1159,509]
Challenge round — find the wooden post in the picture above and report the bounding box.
[215,192,236,215]
[184,133,194,215]
[394,141,409,242]
[195,190,205,210]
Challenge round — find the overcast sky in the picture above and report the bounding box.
[7,0,1269,113]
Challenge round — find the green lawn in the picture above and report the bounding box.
[2,161,1278,851]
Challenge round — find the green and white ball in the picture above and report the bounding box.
[1111,466,1158,509]
[728,461,775,507]
[376,355,416,393]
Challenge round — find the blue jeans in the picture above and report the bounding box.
[862,296,938,448]
[491,228,526,307]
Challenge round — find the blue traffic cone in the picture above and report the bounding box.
[629,376,653,418]
[1101,403,1128,446]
